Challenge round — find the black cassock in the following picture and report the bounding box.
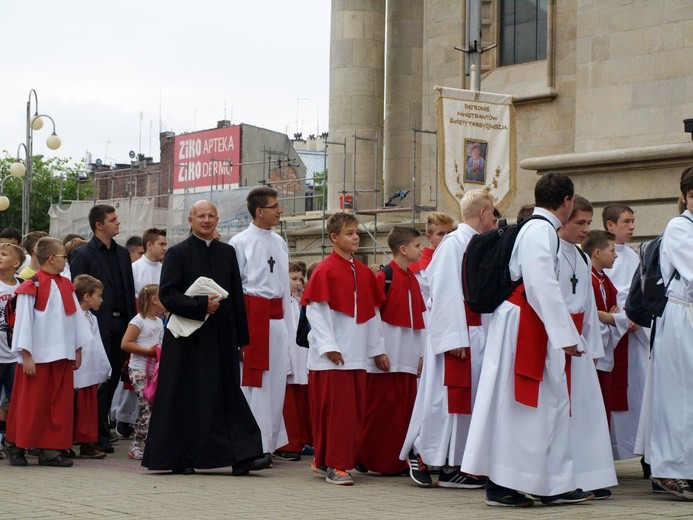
[142,235,262,471]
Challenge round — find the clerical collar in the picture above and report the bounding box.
[192,233,213,246]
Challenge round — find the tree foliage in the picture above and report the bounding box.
[0,153,94,233]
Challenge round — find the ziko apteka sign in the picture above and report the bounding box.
[173,126,241,192]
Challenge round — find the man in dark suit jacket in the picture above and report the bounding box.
[70,204,136,453]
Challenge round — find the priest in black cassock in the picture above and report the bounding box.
[142,200,271,475]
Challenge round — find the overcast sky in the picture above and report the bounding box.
[0,1,330,167]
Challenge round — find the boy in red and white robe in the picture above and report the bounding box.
[357,227,426,475]
[301,213,386,486]
[409,212,454,308]
[400,190,495,489]
[4,237,92,467]
[73,275,112,459]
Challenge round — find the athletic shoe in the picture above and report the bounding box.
[301,445,315,456]
[353,461,368,474]
[486,491,534,507]
[650,477,693,500]
[590,488,612,500]
[326,468,354,486]
[38,455,74,467]
[116,422,133,439]
[539,489,594,505]
[272,450,301,461]
[437,468,487,489]
[127,446,144,460]
[406,449,433,487]
[311,462,328,476]
[652,481,668,493]
[108,431,119,444]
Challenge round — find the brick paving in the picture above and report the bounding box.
[0,441,691,519]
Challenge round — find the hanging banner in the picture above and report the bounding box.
[436,87,516,216]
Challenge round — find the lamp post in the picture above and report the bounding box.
[0,164,28,212]
[11,89,61,235]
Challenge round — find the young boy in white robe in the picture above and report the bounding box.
[461,173,592,507]
[274,261,311,461]
[409,212,454,307]
[400,190,496,489]
[3,237,92,467]
[638,167,693,500]
[557,197,617,499]
[602,203,650,464]
[357,226,425,476]
[73,275,112,459]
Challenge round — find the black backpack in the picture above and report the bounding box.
[462,215,552,314]
[295,263,395,349]
[630,214,693,319]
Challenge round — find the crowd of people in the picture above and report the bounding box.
[0,169,691,507]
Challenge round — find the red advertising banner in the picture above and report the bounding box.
[173,126,241,191]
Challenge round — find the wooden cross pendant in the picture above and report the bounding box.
[268,256,276,273]
[570,273,578,294]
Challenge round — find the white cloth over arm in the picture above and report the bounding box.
[166,277,228,338]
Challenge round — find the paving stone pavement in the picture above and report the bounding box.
[0,441,691,519]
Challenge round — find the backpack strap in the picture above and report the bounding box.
[381,264,394,295]
[575,245,589,266]
[663,214,693,290]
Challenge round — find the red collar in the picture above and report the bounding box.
[16,269,77,315]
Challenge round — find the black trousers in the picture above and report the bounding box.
[97,320,128,444]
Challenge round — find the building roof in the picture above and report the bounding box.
[296,149,325,185]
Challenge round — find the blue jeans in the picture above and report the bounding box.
[0,362,17,410]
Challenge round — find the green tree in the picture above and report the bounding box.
[313,170,327,211]
[0,153,94,233]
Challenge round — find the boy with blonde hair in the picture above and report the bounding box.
[402,189,495,488]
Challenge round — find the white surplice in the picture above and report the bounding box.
[287,295,308,385]
[400,224,486,466]
[603,243,650,459]
[461,208,581,496]
[230,223,292,453]
[637,210,693,478]
[558,240,617,490]
[12,281,92,363]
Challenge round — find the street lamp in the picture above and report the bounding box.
[11,89,61,235]
[0,161,27,212]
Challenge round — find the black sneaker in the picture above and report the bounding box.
[272,450,301,461]
[652,481,668,493]
[590,488,612,500]
[353,461,368,474]
[650,477,693,500]
[437,468,487,489]
[406,449,433,487]
[116,421,133,439]
[486,491,534,507]
[539,489,594,505]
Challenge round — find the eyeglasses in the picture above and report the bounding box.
[52,254,67,258]
[261,203,282,210]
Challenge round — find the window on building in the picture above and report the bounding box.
[500,0,548,66]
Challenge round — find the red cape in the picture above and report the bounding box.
[301,251,384,323]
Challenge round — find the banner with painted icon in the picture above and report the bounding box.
[436,87,516,215]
